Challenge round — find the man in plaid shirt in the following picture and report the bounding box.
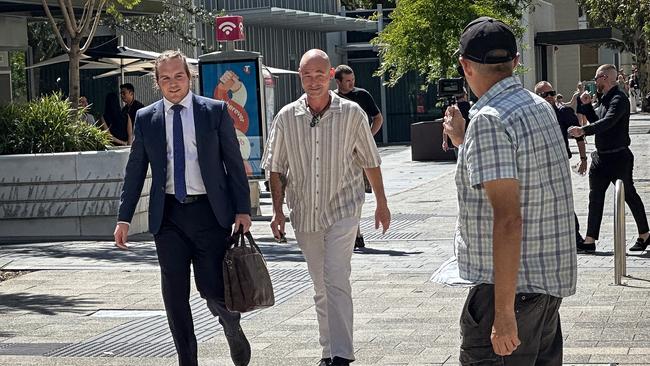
[444,17,577,364]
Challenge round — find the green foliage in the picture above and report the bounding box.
[0,93,111,155]
[578,0,650,54]
[579,0,650,107]
[27,21,63,63]
[10,52,27,103]
[372,0,531,86]
[106,0,225,50]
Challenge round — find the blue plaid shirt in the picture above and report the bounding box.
[455,76,577,298]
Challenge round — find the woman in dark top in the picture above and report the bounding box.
[100,92,133,146]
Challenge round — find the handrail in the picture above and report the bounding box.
[614,179,626,285]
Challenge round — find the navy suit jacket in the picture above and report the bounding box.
[117,94,251,234]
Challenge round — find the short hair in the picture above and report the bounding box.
[154,50,191,81]
[474,49,515,76]
[119,83,135,93]
[597,64,618,80]
[334,64,354,81]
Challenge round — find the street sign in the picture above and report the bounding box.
[216,16,245,42]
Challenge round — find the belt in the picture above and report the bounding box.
[165,194,207,204]
[597,146,628,154]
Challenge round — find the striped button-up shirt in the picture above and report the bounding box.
[262,91,381,232]
[455,76,577,298]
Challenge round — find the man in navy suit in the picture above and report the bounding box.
[114,50,252,366]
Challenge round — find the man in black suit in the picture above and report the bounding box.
[114,50,252,366]
[569,63,650,253]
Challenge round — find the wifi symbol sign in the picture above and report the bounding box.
[216,16,244,41]
[219,21,236,35]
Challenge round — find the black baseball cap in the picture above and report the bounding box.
[459,17,517,64]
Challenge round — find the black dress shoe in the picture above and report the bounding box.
[576,241,596,253]
[630,236,650,251]
[224,326,251,366]
[331,356,352,365]
[318,358,332,366]
[354,236,365,249]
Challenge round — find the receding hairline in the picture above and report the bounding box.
[534,81,552,92]
[299,49,331,69]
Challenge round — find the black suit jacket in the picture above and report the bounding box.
[118,94,251,234]
[581,85,631,152]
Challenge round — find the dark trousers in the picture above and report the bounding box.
[586,149,649,239]
[460,284,563,366]
[574,213,582,242]
[154,196,240,366]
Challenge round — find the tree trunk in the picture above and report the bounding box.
[68,41,81,111]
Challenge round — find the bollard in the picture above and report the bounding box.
[614,179,626,285]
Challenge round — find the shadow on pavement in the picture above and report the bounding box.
[578,251,614,256]
[0,292,99,315]
[353,247,424,256]
[0,243,159,265]
[257,242,305,263]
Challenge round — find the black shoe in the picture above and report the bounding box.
[318,358,332,366]
[577,241,596,253]
[630,236,650,251]
[224,326,251,366]
[354,236,365,249]
[331,357,352,366]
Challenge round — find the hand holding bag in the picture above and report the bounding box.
[223,229,275,313]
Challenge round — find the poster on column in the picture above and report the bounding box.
[200,59,263,178]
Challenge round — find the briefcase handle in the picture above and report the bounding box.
[231,226,263,254]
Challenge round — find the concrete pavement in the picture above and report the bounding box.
[0,114,649,365]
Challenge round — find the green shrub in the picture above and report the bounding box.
[0,93,111,155]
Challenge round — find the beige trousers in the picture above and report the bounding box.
[295,216,360,361]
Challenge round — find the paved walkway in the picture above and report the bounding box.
[0,114,649,365]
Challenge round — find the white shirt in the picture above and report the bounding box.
[163,91,207,195]
[262,91,381,232]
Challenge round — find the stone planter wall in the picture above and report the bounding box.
[0,148,150,243]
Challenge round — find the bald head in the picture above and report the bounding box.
[299,49,331,70]
[298,49,334,101]
[597,64,618,85]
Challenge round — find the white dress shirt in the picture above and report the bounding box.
[163,92,207,195]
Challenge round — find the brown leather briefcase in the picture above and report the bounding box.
[223,230,275,313]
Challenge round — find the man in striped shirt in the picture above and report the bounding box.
[262,49,391,366]
[444,18,577,364]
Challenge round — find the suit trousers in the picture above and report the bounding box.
[154,196,241,366]
[459,284,563,365]
[295,216,360,361]
[586,148,649,239]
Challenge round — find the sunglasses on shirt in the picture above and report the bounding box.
[537,90,557,98]
[310,115,320,128]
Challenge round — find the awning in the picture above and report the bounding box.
[231,7,378,33]
[263,65,298,75]
[335,43,377,52]
[535,27,624,46]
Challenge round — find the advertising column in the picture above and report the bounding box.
[199,16,267,179]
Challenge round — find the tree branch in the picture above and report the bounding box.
[81,0,107,52]
[64,0,78,33]
[78,0,92,32]
[41,0,70,53]
[53,0,77,37]
[80,0,97,35]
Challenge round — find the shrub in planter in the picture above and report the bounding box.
[0,93,111,155]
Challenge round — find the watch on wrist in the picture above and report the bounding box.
[580,157,587,161]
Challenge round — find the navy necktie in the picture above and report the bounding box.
[171,104,187,203]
